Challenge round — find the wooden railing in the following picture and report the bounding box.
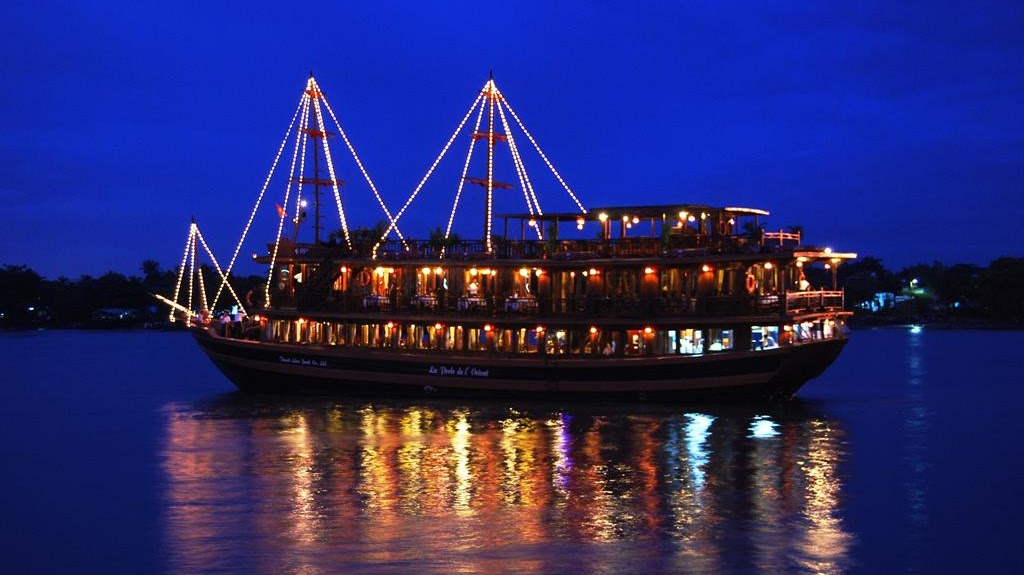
[762,230,801,246]
[785,290,844,312]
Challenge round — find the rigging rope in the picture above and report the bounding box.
[443,94,487,250]
[320,90,405,244]
[215,90,307,307]
[265,93,311,304]
[374,92,486,257]
[500,94,587,214]
[311,96,352,249]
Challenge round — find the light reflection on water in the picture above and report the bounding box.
[162,397,852,574]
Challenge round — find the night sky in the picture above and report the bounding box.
[2,1,1021,279]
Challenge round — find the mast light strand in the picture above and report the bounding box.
[374,92,486,255]
[311,96,352,248]
[265,94,311,304]
[214,91,307,305]
[170,222,196,321]
[443,95,487,245]
[501,95,587,214]
[320,91,405,243]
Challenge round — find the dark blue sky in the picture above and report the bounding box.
[2,1,1021,279]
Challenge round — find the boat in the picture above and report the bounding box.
[181,74,856,400]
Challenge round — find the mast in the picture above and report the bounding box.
[485,73,495,252]
[312,124,322,243]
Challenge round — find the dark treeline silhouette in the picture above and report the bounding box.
[0,260,265,329]
[830,256,1024,324]
[1,256,1022,329]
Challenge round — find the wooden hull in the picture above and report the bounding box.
[192,327,846,401]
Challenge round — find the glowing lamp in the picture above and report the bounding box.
[796,261,804,268]
[528,218,537,227]
[589,268,600,275]
[598,212,609,222]
[470,267,479,277]
[644,327,653,334]
[434,323,443,330]
[535,326,545,333]
[374,266,384,276]
[519,268,529,277]
[678,211,688,220]
[644,266,655,274]
[590,326,598,334]
[386,321,394,328]
[534,268,544,276]
[824,263,832,270]
[483,324,493,332]
[576,216,585,227]
[764,262,773,270]
[622,215,630,222]
[421,266,431,275]
[340,266,348,273]
[434,267,443,275]
[824,247,833,255]
[702,264,712,273]
[631,216,640,224]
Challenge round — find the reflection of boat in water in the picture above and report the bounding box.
[177,74,856,400]
[162,396,851,573]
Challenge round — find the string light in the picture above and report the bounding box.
[265,93,311,304]
[170,222,196,321]
[215,88,306,307]
[379,92,486,256]
[500,90,587,214]
[320,80,405,243]
[311,95,352,248]
[496,98,544,238]
[442,94,487,254]
[194,226,246,314]
[485,79,496,252]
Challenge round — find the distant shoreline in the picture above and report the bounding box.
[848,315,1024,331]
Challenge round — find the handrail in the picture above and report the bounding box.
[785,290,844,312]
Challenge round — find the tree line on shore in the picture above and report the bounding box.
[0,259,264,329]
[1,256,1022,329]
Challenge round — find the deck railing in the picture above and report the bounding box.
[276,290,847,320]
[373,234,782,260]
[785,290,845,313]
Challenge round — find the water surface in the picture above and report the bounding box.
[1,328,1021,573]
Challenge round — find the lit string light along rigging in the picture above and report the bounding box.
[375,75,587,257]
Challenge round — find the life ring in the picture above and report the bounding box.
[356,268,372,287]
[745,273,757,294]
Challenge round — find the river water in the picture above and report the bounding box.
[0,327,1021,573]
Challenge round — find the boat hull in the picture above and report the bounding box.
[192,327,846,401]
